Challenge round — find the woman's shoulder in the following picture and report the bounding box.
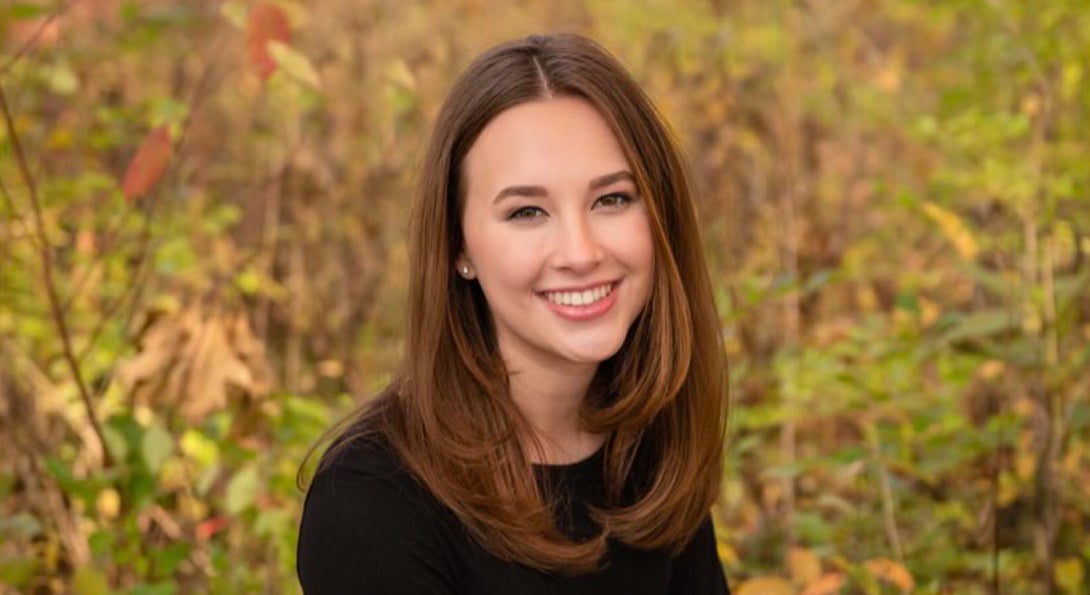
[306,431,445,523]
[298,432,463,593]
[318,431,406,480]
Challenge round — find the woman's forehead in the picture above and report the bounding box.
[462,97,633,199]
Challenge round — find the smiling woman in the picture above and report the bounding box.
[298,34,730,594]
[457,97,655,417]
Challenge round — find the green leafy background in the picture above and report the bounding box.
[1,0,1086,593]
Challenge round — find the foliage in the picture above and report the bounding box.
[1,0,1086,593]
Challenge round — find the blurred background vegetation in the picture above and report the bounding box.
[1,0,1087,593]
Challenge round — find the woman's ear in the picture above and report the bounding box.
[455,254,476,279]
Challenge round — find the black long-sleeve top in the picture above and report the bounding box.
[297,436,730,594]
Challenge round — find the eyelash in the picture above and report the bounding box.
[595,192,633,209]
[507,206,545,220]
[505,193,635,221]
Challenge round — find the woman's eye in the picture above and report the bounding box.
[507,206,545,220]
[594,193,633,209]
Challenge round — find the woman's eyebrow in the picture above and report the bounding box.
[493,185,547,204]
[588,170,634,190]
[493,170,635,205]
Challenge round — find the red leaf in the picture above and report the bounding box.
[247,3,291,80]
[122,125,172,202]
[195,516,229,541]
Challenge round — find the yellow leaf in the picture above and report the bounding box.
[385,57,417,91]
[876,64,902,93]
[219,0,247,29]
[268,40,322,90]
[736,576,794,595]
[801,572,847,595]
[787,547,823,585]
[1015,447,1036,482]
[922,201,978,261]
[1055,557,1085,595]
[855,285,879,313]
[180,429,220,468]
[919,297,941,326]
[864,558,914,592]
[1060,62,1082,102]
[976,360,1005,380]
[717,541,739,565]
[179,493,209,522]
[71,567,109,595]
[95,488,121,520]
[1020,93,1041,117]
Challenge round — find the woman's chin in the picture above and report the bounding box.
[559,339,626,366]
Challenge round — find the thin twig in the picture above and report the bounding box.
[775,85,801,550]
[0,82,112,467]
[863,416,906,562]
[1,176,44,253]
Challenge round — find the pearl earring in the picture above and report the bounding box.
[461,265,471,277]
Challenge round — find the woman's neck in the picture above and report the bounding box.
[503,352,607,465]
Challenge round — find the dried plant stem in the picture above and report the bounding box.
[775,87,802,546]
[0,83,112,467]
[866,424,905,561]
[285,242,305,392]
[778,170,800,544]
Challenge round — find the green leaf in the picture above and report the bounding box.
[801,269,834,295]
[149,542,191,578]
[0,512,42,540]
[88,529,116,558]
[71,566,110,595]
[142,423,174,474]
[254,508,291,538]
[284,395,331,425]
[126,469,157,511]
[0,555,39,587]
[9,3,49,19]
[895,292,920,314]
[794,512,834,543]
[148,96,190,131]
[939,309,1019,344]
[225,464,260,515]
[107,414,144,462]
[1054,271,1090,315]
[131,581,179,595]
[102,424,129,463]
[197,465,219,497]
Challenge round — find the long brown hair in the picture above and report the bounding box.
[312,33,726,574]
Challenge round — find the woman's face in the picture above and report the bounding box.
[457,96,654,373]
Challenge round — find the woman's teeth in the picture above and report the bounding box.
[544,283,613,307]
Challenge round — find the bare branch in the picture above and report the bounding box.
[0,81,112,467]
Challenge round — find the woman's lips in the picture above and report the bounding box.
[537,281,619,321]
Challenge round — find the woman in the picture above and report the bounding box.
[298,33,729,593]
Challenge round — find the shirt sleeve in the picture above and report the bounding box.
[297,458,458,594]
[669,517,730,595]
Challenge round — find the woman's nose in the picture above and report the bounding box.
[551,214,604,273]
